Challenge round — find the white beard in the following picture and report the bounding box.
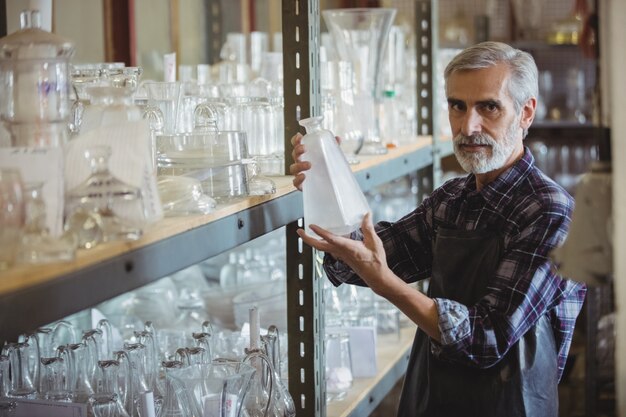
[453,118,520,174]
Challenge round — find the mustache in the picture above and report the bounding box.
[453,133,495,146]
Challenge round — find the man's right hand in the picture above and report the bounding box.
[289,132,311,191]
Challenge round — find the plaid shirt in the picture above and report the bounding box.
[324,147,586,380]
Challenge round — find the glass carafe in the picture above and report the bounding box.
[322,8,396,155]
[242,349,295,417]
[0,9,74,147]
[3,342,36,399]
[157,361,189,417]
[66,145,143,242]
[91,359,131,417]
[57,343,95,404]
[39,356,71,402]
[299,116,370,238]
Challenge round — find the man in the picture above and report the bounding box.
[289,41,586,416]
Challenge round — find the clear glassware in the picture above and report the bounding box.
[242,349,296,417]
[66,145,143,242]
[167,362,255,417]
[0,168,25,270]
[0,9,74,148]
[39,356,71,402]
[119,343,153,416]
[157,360,189,417]
[324,331,353,402]
[320,60,364,164]
[17,182,76,264]
[3,342,37,399]
[299,116,370,238]
[91,359,131,417]
[322,8,396,156]
[57,343,95,404]
[143,81,183,135]
[0,355,10,398]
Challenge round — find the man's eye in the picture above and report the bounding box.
[481,103,499,113]
[449,102,465,111]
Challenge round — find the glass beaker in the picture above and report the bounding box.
[0,9,74,147]
[325,331,353,402]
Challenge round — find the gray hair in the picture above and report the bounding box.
[444,41,538,113]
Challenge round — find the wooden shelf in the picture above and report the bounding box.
[0,139,433,342]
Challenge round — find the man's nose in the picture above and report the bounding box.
[460,109,482,136]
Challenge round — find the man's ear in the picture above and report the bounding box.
[520,97,536,131]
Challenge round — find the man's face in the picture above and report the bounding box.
[446,63,526,175]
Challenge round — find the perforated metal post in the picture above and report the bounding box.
[416,0,440,186]
[282,1,325,416]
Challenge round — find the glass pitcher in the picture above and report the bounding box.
[91,359,131,417]
[242,349,295,417]
[167,362,255,417]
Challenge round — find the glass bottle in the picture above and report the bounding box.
[0,168,25,270]
[66,145,143,242]
[17,182,76,264]
[299,116,370,238]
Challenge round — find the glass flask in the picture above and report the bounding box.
[0,168,25,270]
[16,182,75,264]
[167,362,255,417]
[0,9,74,147]
[299,116,370,238]
[67,145,143,242]
[322,8,396,155]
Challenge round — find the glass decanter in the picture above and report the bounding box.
[57,343,95,404]
[39,356,72,402]
[67,145,143,243]
[17,182,76,264]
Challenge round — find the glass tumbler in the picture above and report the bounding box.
[325,331,353,402]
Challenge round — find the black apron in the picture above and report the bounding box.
[397,227,559,417]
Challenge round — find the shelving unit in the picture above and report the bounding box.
[0,1,446,416]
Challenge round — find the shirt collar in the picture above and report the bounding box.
[461,147,535,201]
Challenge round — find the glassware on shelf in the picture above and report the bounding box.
[0,9,75,148]
[39,356,72,402]
[322,8,396,156]
[157,175,216,216]
[143,81,183,135]
[56,343,95,404]
[3,342,37,399]
[91,359,131,417]
[0,168,25,270]
[320,60,364,164]
[157,360,189,417]
[66,145,143,243]
[167,362,255,417]
[16,182,76,264]
[324,330,353,402]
